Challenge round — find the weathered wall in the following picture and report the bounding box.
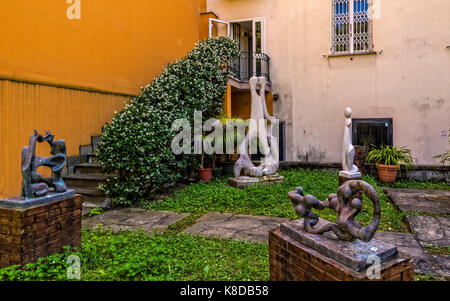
[0,0,207,198]
[0,80,128,198]
[208,0,450,164]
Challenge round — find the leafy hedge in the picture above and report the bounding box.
[97,37,239,206]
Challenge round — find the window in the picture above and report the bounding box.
[332,0,373,55]
[352,118,393,149]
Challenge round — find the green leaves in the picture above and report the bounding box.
[366,144,415,170]
[434,129,450,165]
[0,230,269,281]
[96,37,239,206]
[145,169,409,233]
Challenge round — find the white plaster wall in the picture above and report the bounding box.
[208,0,450,164]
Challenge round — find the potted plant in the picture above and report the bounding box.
[434,129,450,165]
[215,116,248,175]
[197,135,213,182]
[366,145,414,183]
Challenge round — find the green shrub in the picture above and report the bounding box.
[96,37,239,207]
[434,128,450,165]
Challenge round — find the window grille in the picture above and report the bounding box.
[332,0,372,54]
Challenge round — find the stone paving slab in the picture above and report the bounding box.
[374,231,438,275]
[82,208,189,234]
[183,212,289,243]
[433,255,450,277]
[384,187,450,214]
[406,215,450,247]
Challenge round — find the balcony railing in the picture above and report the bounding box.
[229,52,271,84]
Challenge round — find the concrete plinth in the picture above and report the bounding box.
[228,174,285,189]
[339,171,362,185]
[0,194,82,269]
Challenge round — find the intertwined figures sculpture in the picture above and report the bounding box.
[288,180,381,242]
[21,130,68,199]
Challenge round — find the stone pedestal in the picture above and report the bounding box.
[339,171,362,186]
[228,174,285,189]
[0,192,82,269]
[269,220,414,281]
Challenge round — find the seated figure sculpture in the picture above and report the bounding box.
[21,130,68,199]
[234,76,279,178]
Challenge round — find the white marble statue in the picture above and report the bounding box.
[234,76,279,178]
[340,107,361,177]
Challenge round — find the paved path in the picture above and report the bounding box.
[82,186,450,278]
[384,187,450,278]
[384,187,450,214]
[183,212,289,243]
[82,208,188,234]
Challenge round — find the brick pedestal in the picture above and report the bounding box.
[0,195,82,269]
[269,229,414,281]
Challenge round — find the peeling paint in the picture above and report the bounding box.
[297,145,327,162]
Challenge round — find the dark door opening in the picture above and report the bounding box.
[352,118,393,150]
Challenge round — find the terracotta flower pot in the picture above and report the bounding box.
[376,163,399,183]
[198,168,213,182]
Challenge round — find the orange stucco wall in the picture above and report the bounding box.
[0,0,208,198]
[0,0,206,95]
[231,91,274,120]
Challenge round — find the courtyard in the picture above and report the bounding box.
[1,169,448,281]
[0,0,449,287]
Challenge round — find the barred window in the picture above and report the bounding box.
[332,0,372,55]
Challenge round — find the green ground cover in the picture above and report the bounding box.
[2,169,447,281]
[381,179,450,190]
[144,169,410,232]
[0,229,268,281]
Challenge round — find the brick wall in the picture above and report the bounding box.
[0,195,82,268]
[269,229,414,281]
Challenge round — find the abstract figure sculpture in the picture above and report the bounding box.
[234,76,279,178]
[21,130,68,199]
[288,180,381,242]
[342,107,359,174]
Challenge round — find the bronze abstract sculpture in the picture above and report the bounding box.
[288,180,380,242]
[21,130,68,199]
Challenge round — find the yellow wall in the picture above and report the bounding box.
[0,80,128,197]
[231,91,273,120]
[0,0,206,95]
[0,0,208,197]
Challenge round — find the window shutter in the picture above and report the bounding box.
[332,0,372,55]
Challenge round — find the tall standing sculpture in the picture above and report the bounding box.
[21,130,68,199]
[229,76,284,188]
[339,107,361,184]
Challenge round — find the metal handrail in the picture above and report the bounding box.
[229,52,271,84]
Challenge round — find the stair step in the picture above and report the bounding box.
[86,153,97,163]
[64,175,106,189]
[83,201,110,209]
[71,187,110,208]
[80,145,93,155]
[72,187,105,196]
[74,163,103,175]
[92,136,102,152]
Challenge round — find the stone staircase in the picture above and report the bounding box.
[63,136,110,209]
